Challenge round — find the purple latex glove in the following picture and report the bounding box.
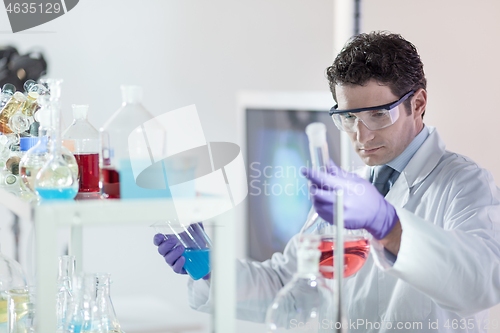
[301,162,399,240]
[153,230,211,280]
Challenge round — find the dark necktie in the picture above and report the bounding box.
[371,165,398,196]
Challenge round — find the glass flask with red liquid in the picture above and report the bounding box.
[300,122,370,279]
[99,85,165,199]
[62,105,101,200]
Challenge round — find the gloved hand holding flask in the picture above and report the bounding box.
[301,161,399,240]
[153,221,211,280]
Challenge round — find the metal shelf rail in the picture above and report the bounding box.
[0,189,236,333]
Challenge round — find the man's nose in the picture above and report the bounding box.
[355,119,375,144]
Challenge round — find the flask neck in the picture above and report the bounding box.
[296,236,321,275]
[121,85,143,104]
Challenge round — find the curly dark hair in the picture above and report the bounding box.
[326,31,426,117]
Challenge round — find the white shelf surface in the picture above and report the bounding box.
[0,189,236,333]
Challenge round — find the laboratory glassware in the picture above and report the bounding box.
[64,273,123,333]
[265,235,337,332]
[0,92,27,134]
[152,220,212,280]
[0,247,28,333]
[0,84,15,109]
[19,131,48,194]
[6,289,35,333]
[34,79,79,200]
[62,105,100,197]
[100,85,165,199]
[300,122,370,279]
[56,256,75,332]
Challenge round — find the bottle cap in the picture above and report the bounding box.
[13,91,27,102]
[24,79,36,92]
[6,156,21,175]
[20,137,39,151]
[1,83,15,96]
[72,104,89,120]
[120,85,143,104]
[30,136,48,154]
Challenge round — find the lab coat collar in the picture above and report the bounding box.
[357,126,446,191]
[399,126,445,189]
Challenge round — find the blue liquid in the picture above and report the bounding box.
[183,248,210,280]
[36,187,78,200]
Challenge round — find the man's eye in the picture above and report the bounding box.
[370,111,387,117]
[344,113,356,119]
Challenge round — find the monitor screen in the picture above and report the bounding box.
[246,108,341,261]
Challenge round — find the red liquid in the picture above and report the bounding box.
[74,153,100,193]
[318,238,370,279]
[101,167,120,198]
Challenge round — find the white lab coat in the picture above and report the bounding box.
[188,127,500,332]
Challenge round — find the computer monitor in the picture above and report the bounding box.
[237,91,342,261]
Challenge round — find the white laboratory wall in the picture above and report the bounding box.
[360,1,500,332]
[0,1,334,332]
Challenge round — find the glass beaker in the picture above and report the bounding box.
[0,249,28,333]
[6,289,35,333]
[152,220,212,280]
[300,122,370,279]
[62,105,100,197]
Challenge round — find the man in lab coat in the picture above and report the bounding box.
[155,31,500,332]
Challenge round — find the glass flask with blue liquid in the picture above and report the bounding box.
[152,220,212,280]
[34,79,79,200]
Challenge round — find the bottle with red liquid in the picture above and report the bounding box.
[300,122,370,279]
[62,105,101,200]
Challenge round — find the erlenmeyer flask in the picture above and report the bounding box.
[56,256,75,332]
[62,105,101,199]
[152,220,212,280]
[64,273,123,333]
[34,79,79,200]
[265,235,336,332]
[300,123,370,279]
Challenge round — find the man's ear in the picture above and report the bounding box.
[411,88,427,119]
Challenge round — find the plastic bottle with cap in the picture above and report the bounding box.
[0,92,27,134]
[100,85,165,199]
[62,105,101,199]
[265,235,337,332]
[34,80,79,200]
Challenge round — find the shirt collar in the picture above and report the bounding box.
[386,125,429,173]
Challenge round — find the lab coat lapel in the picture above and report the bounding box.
[385,127,446,208]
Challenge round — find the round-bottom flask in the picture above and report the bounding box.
[266,236,336,332]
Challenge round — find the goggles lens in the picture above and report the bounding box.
[333,107,400,132]
[330,90,414,132]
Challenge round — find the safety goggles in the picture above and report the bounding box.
[329,90,415,132]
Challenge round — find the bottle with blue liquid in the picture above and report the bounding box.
[152,220,212,280]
